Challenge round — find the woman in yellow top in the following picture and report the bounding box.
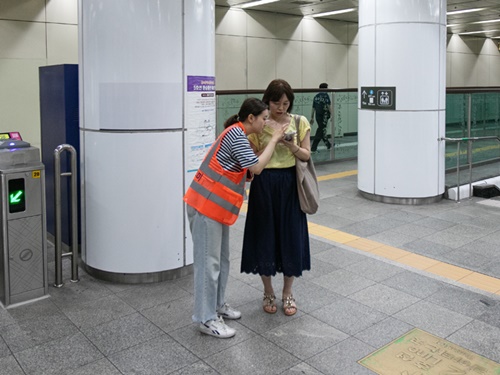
[241,79,312,316]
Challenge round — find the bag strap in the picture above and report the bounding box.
[294,115,301,146]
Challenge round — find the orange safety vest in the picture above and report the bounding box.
[184,123,248,225]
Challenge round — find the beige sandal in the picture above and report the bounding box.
[282,295,297,316]
[262,293,277,314]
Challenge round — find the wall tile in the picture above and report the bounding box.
[215,7,246,37]
[480,38,500,56]
[275,13,302,41]
[347,23,359,45]
[247,38,275,89]
[0,0,45,22]
[246,9,275,38]
[276,40,302,88]
[47,24,78,65]
[46,0,77,24]
[215,35,247,89]
[347,45,358,88]
[446,52,452,86]
[449,53,477,87]
[0,20,46,59]
[476,55,490,87]
[303,18,348,44]
[0,59,45,148]
[491,56,500,86]
[327,43,350,89]
[302,42,327,88]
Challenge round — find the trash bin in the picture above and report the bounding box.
[0,138,48,307]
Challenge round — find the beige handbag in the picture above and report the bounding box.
[293,115,320,214]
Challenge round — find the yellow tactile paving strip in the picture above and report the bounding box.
[240,169,500,296]
[310,168,500,296]
[307,221,500,295]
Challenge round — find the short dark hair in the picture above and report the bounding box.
[262,79,295,113]
[319,83,328,89]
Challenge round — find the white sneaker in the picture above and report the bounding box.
[217,303,242,320]
[199,317,236,338]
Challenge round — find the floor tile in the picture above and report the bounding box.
[349,284,420,315]
[81,313,163,356]
[1,312,79,353]
[305,337,376,375]
[0,355,25,375]
[14,333,103,375]
[262,315,349,360]
[310,298,387,335]
[203,336,301,375]
[108,335,198,374]
[447,320,500,363]
[393,300,473,338]
[60,294,136,329]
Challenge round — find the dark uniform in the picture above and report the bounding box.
[311,92,332,152]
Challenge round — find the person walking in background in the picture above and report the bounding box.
[310,82,332,152]
[184,98,287,339]
[241,79,312,317]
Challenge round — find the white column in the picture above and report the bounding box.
[357,0,446,203]
[78,0,215,281]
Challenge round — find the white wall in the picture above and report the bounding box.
[215,7,358,90]
[1,2,499,147]
[447,34,500,87]
[0,0,78,148]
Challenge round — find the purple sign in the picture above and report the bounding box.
[187,76,215,92]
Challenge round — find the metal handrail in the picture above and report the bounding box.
[439,135,500,202]
[54,144,79,287]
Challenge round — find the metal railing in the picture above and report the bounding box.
[440,135,500,202]
[54,144,79,287]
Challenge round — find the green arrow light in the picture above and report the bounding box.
[9,190,23,204]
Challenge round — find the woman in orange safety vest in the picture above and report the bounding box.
[184,97,287,339]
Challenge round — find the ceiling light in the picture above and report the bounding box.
[447,8,484,16]
[472,19,500,25]
[458,30,498,35]
[312,8,356,18]
[239,0,279,9]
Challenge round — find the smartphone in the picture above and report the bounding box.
[284,131,296,141]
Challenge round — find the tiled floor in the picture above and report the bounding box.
[1,159,500,374]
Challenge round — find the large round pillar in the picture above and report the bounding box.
[357,0,446,204]
[78,0,215,282]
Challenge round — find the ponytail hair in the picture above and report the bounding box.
[223,97,268,128]
[223,114,239,128]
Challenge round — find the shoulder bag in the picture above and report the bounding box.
[293,115,320,214]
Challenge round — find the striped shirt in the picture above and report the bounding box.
[216,126,258,172]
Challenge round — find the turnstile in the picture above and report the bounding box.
[0,139,48,307]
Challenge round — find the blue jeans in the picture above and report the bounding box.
[187,205,230,323]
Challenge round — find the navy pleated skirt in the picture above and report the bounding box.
[241,167,311,277]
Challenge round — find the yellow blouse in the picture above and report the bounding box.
[248,114,311,169]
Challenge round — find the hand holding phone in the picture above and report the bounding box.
[283,131,296,141]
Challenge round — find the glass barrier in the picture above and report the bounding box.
[444,92,500,179]
[216,89,358,164]
[216,89,500,172]
[445,91,500,186]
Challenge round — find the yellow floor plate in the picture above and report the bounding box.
[358,328,500,374]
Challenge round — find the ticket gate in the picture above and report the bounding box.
[0,138,48,307]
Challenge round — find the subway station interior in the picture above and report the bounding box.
[1,0,500,374]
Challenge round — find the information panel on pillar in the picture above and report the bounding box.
[361,87,396,110]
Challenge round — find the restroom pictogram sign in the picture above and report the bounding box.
[361,86,396,110]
